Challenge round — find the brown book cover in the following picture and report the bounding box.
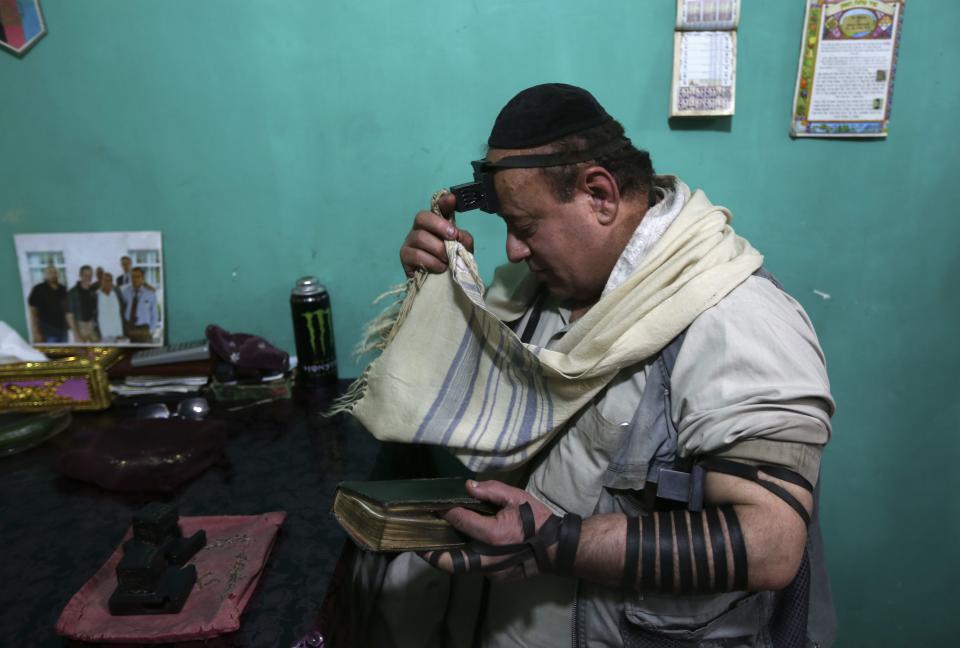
[332,478,495,552]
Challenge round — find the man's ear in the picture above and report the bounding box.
[577,166,620,225]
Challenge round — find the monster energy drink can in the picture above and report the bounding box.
[290,276,338,390]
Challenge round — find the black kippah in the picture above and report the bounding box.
[488,83,613,149]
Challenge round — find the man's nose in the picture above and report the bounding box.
[505,232,530,263]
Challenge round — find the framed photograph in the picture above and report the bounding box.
[14,232,165,348]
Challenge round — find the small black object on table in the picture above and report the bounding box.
[109,502,206,615]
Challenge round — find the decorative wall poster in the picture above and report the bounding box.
[0,0,46,56]
[670,0,741,117]
[791,0,905,137]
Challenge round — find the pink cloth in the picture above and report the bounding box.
[56,512,286,644]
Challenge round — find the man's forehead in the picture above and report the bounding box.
[492,165,542,215]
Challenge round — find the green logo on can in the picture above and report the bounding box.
[301,308,333,356]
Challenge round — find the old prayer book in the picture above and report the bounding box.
[332,478,495,552]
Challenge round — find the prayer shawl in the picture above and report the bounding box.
[334,184,763,472]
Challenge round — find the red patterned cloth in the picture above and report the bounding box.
[56,512,286,644]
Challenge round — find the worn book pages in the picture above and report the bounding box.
[332,478,495,552]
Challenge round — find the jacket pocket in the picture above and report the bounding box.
[620,591,775,648]
[527,402,626,516]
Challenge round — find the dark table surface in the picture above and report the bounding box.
[0,390,382,647]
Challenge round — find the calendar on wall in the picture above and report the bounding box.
[670,0,740,117]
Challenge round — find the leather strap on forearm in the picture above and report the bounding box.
[673,509,694,594]
[430,502,583,578]
[622,515,640,589]
[555,513,582,575]
[626,505,749,594]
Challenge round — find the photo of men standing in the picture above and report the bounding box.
[15,232,164,348]
[66,265,100,343]
[121,267,159,343]
[27,265,68,343]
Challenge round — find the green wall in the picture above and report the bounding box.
[2,2,957,644]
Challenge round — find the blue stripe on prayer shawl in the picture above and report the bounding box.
[476,334,555,463]
[517,344,546,444]
[494,361,554,472]
[438,319,486,446]
[464,333,505,449]
[413,312,477,443]
[492,341,521,451]
[493,338,535,451]
[528,356,553,436]
[415,305,555,459]
[530,369,545,437]
[515,349,541,447]
[506,357,527,448]
[477,333,509,446]
[543,371,554,432]
[437,323,486,442]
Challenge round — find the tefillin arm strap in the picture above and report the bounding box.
[697,458,813,526]
[427,461,811,592]
[426,503,582,577]
[620,506,748,594]
[621,460,813,593]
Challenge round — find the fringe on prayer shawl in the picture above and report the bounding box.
[327,191,449,417]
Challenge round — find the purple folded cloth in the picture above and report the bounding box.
[57,419,227,491]
[206,324,289,374]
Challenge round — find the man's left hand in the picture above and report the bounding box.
[418,480,557,580]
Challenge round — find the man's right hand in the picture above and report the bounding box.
[400,193,474,278]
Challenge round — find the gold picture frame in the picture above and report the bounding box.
[0,347,122,411]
